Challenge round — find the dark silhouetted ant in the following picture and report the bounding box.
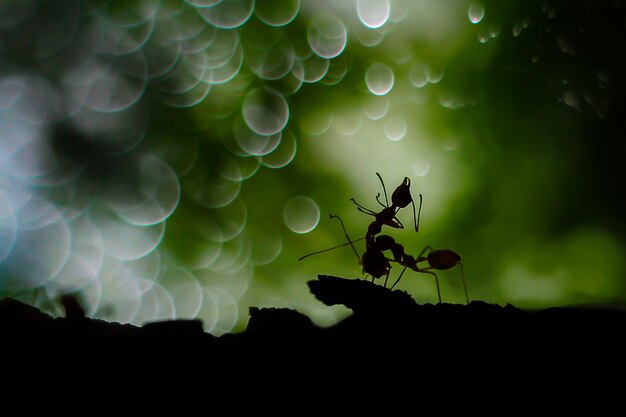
[299,172,421,265]
[388,245,469,305]
[300,172,418,276]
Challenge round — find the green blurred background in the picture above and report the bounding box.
[1,0,625,334]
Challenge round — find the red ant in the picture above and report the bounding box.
[388,245,469,305]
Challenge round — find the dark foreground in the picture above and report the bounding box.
[3,275,626,416]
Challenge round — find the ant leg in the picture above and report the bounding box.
[356,207,377,217]
[418,268,442,304]
[416,245,433,262]
[412,193,423,233]
[392,216,405,229]
[389,266,408,290]
[382,261,394,288]
[375,193,387,208]
[375,172,390,207]
[329,214,361,262]
[459,263,470,305]
[350,198,377,215]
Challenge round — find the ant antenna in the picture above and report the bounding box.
[298,236,366,261]
[375,172,389,207]
[375,193,386,208]
[329,214,361,262]
[413,193,423,233]
[350,198,377,215]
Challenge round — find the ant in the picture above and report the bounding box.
[388,245,469,305]
[299,172,421,265]
[299,172,421,283]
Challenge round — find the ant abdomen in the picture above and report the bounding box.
[361,248,389,279]
[425,249,461,270]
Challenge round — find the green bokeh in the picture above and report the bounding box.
[1,0,625,333]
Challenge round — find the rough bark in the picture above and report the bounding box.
[2,275,626,416]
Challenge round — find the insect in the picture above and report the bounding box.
[389,245,470,305]
[300,173,420,283]
[299,172,421,264]
[365,234,445,303]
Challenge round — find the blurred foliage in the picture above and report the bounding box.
[1,0,625,333]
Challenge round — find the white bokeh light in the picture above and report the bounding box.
[283,196,320,234]
[383,117,407,141]
[357,0,390,29]
[468,3,485,24]
[242,87,290,136]
[307,14,347,59]
[366,63,394,96]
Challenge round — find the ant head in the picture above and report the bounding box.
[391,177,412,208]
